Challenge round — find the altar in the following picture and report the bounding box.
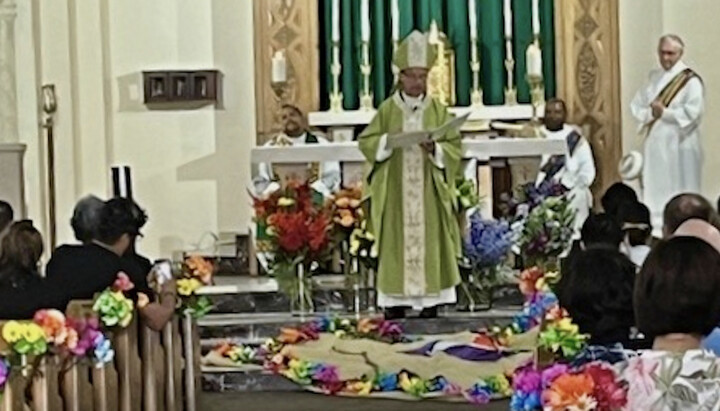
[250,137,565,218]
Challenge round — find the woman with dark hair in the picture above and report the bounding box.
[619,220,720,408]
[559,245,643,348]
[0,221,43,289]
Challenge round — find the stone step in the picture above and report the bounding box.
[202,367,302,393]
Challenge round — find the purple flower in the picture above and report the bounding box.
[0,359,9,388]
[465,214,513,269]
[513,368,541,393]
[311,364,339,383]
[465,384,492,404]
[378,321,403,340]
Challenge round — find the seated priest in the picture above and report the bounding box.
[253,104,341,198]
[536,98,596,237]
[359,31,462,320]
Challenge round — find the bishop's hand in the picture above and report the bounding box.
[420,140,435,155]
[651,100,665,119]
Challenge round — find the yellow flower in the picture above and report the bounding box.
[178,278,203,296]
[2,321,23,343]
[347,380,373,395]
[23,324,45,343]
[278,197,295,207]
[556,318,579,334]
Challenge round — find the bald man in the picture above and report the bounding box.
[631,34,704,237]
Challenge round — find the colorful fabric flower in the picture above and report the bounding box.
[93,334,115,366]
[33,309,69,345]
[177,278,203,296]
[93,290,134,328]
[0,358,9,388]
[2,321,23,343]
[399,372,428,397]
[375,372,398,392]
[112,272,135,292]
[542,373,595,411]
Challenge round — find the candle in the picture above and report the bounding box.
[332,0,340,42]
[468,0,477,41]
[361,0,370,42]
[271,50,287,83]
[391,0,399,42]
[526,43,543,77]
[503,0,512,38]
[532,0,540,36]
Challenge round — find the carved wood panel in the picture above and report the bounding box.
[253,0,319,145]
[555,0,622,200]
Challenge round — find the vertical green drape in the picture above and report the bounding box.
[318,0,556,110]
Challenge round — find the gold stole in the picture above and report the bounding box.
[642,68,699,137]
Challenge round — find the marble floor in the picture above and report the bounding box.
[200,391,510,411]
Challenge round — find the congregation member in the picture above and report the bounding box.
[631,34,705,237]
[662,192,719,237]
[600,182,638,221]
[47,198,176,330]
[253,104,341,199]
[623,220,720,407]
[359,31,462,320]
[70,195,104,244]
[536,98,596,237]
[617,200,653,267]
[0,221,66,319]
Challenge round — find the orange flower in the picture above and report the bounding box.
[278,328,304,344]
[185,255,214,285]
[543,373,595,411]
[519,267,544,296]
[335,197,351,209]
[334,209,356,228]
[357,318,378,334]
[33,309,68,345]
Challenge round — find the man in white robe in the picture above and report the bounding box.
[536,98,596,238]
[253,104,341,199]
[631,34,704,237]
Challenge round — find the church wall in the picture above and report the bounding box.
[619,0,719,202]
[16,0,256,259]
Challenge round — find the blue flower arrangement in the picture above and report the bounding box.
[464,213,513,270]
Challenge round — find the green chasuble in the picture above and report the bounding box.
[359,93,462,301]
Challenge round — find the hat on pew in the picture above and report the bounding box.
[393,30,437,71]
[618,151,643,181]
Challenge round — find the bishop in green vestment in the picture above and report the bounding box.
[358,31,462,318]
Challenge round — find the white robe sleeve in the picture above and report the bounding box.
[375,134,393,162]
[660,77,704,131]
[428,144,445,169]
[631,72,658,126]
[562,139,596,189]
[314,160,341,195]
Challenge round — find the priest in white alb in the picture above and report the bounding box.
[631,34,704,236]
[536,98,596,237]
[358,31,462,320]
[253,104,341,199]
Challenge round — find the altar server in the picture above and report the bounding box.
[536,98,596,237]
[253,104,341,198]
[631,34,704,237]
[358,31,462,319]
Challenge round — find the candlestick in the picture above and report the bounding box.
[391,0,399,42]
[526,41,543,78]
[470,37,483,107]
[331,0,340,42]
[359,41,373,110]
[527,37,545,108]
[504,36,517,105]
[330,41,343,112]
[468,0,477,40]
[361,0,370,42]
[503,0,513,38]
[532,0,540,36]
[271,50,287,83]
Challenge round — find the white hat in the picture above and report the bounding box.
[393,31,437,71]
[618,151,643,181]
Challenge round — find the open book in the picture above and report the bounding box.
[386,113,470,149]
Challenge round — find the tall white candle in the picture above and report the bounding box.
[332,0,340,42]
[526,43,543,77]
[468,0,477,41]
[271,50,287,83]
[361,0,370,42]
[391,0,399,42]
[503,0,512,38]
[532,0,540,36]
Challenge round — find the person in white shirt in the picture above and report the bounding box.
[253,104,341,198]
[536,98,597,237]
[631,34,704,237]
[617,201,652,268]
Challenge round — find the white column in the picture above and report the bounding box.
[0,0,19,143]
